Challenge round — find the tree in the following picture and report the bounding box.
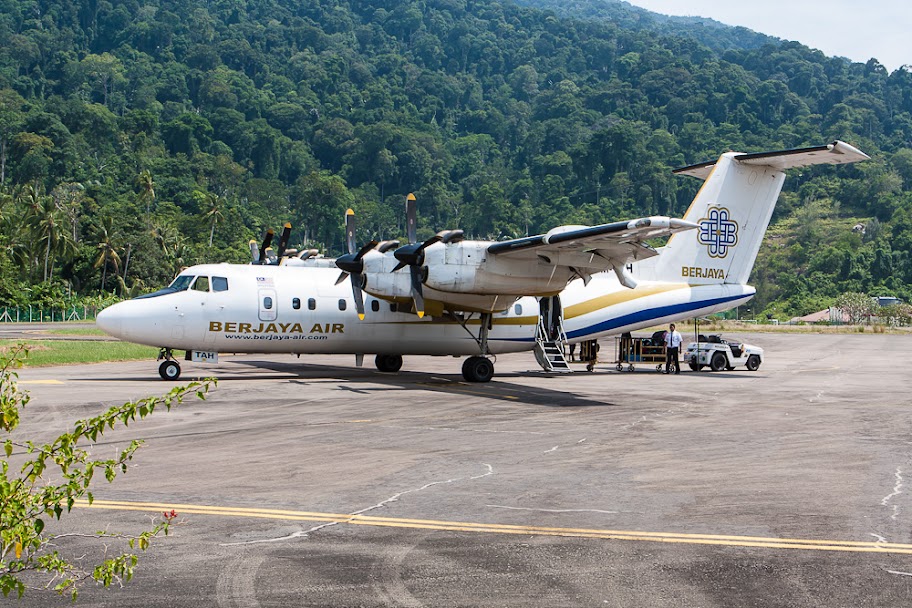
[195,191,225,247]
[24,189,74,283]
[137,170,155,218]
[93,217,121,294]
[834,291,875,325]
[0,90,27,186]
[1,344,214,599]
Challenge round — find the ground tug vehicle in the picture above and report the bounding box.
[683,335,763,372]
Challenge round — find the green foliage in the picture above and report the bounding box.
[0,344,215,600]
[0,0,909,315]
[834,292,876,324]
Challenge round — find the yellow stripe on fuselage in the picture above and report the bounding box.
[563,283,690,319]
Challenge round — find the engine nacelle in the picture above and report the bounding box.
[421,241,574,295]
[358,247,513,313]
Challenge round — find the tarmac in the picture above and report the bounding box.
[8,332,912,606]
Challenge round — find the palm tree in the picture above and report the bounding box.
[27,193,70,282]
[94,216,121,294]
[137,170,155,217]
[194,190,225,248]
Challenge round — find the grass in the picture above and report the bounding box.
[0,340,163,367]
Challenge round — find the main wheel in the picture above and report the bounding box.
[746,355,761,371]
[710,352,727,372]
[462,356,494,383]
[375,354,403,373]
[159,360,181,380]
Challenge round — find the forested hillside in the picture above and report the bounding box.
[1,0,911,317]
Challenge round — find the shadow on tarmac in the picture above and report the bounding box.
[77,358,618,409]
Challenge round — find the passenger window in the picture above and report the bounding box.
[514,304,522,315]
[212,276,228,292]
[371,300,380,312]
[308,298,316,310]
[292,297,301,310]
[338,299,347,311]
[192,276,209,292]
[390,303,396,312]
[263,296,273,310]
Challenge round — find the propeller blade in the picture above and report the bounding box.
[356,240,378,260]
[249,239,259,263]
[409,264,425,318]
[351,273,366,320]
[416,234,442,254]
[258,229,274,265]
[345,208,356,254]
[405,193,417,244]
[392,235,441,271]
[276,222,292,262]
[335,271,349,286]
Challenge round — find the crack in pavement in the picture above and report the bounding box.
[221,463,494,546]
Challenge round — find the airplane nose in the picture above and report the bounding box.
[96,303,124,337]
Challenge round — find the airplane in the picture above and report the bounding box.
[96,141,869,382]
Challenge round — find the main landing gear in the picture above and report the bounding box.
[451,311,495,383]
[373,312,497,383]
[374,353,403,373]
[462,356,494,383]
[157,348,181,380]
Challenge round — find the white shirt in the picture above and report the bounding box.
[665,330,682,349]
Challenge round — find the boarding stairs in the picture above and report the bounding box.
[533,318,572,373]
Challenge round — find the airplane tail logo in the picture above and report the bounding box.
[654,141,869,286]
[697,207,739,258]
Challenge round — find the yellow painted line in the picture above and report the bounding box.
[74,499,912,555]
[19,379,64,385]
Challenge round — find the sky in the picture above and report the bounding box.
[623,0,911,72]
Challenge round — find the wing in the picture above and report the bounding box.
[487,216,696,287]
[488,216,696,262]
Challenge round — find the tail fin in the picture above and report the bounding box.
[654,141,869,285]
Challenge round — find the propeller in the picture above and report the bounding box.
[334,209,377,320]
[256,228,274,265]
[275,222,292,263]
[391,193,439,318]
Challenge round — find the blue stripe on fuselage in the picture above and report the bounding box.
[502,293,748,342]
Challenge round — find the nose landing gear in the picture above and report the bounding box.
[157,348,181,380]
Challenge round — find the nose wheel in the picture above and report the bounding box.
[157,348,181,380]
[158,359,181,380]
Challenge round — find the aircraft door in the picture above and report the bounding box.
[258,288,277,322]
[539,295,564,341]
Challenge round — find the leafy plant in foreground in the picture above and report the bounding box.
[1,343,215,600]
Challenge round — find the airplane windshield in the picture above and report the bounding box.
[133,275,195,300]
[169,275,195,291]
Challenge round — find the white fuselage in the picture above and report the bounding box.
[96,263,754,356]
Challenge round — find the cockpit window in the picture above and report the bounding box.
[212,276,228,292]
[192,276,210,292]
[169,275,194,291]
[134,274,195,300]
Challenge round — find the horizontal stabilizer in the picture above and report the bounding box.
[674,141,870,180]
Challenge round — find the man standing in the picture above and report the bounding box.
[664,323,682,374]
